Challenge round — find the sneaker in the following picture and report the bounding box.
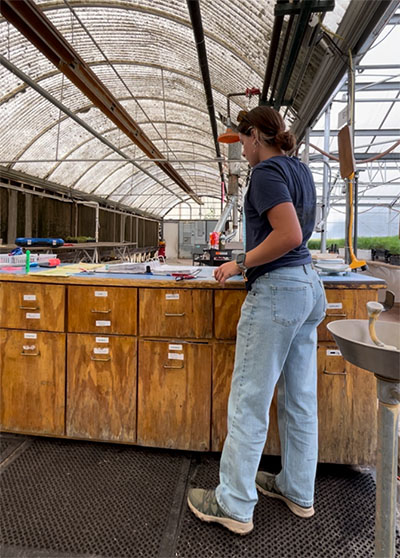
[255,472,314,518]
[187,488,253,535]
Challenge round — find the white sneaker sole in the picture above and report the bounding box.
[256,484,315,518]
[187,496,254,535]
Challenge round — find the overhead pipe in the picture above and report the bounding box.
[262,0,335,110]
[0,0,201,205]
[186,0,226,194]
[273,5,314,110]
[260,14,285,104]
[268,15,295,105]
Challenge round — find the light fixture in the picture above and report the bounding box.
[217,116,240,143]
[217,88,260,144]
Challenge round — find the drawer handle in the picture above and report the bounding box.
[90,309,111,314]
[19,305,40,310]
[90,356,111,362]
[326,313,347,318]
[323,369,347,376]
[164,313,185,317]
[21,351,40,357]
[163,363,184,369]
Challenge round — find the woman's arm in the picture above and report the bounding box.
[214,202,303,284]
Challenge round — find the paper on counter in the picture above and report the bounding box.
[95,261,200,276]
[30,263,102,276]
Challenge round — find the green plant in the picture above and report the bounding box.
[308,236,400,254]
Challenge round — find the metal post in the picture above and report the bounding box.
[345,59,356,265]
[24,193,32,238]
[353,170,359,256]
[302,128,310,165]
[7,190,17,245]
[375,377,400,558]
[321,105,331,253]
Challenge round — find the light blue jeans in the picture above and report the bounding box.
[216,264,327,522]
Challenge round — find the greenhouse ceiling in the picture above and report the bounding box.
[0,0,398,219]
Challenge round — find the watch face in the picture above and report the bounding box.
[236,253,246,266]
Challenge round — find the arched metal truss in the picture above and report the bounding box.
[1,0,398,218]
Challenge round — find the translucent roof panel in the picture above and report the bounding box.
[304,11,400,239]
[1,0,397,219]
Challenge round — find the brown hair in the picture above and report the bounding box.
[237,106,296,152]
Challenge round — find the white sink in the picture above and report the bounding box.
[327,320,400,381]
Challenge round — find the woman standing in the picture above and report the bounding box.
[188,106,326,535]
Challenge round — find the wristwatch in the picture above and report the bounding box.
[235,252,247,272]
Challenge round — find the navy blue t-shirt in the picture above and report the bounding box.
[244,155,316,289]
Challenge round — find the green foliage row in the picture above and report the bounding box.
[308,236,400,254]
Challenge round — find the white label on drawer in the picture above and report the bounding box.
[326,349,342,356]
[96,320,111,327]
[169,344,183,351]
[26,312,40,319]
[27,239,32,245]
[95,291,108,297]
[24,333,37,339]
[327,302,343,309]
[94,347,109,355]
[23,294,36,301]
[23,344,36,351]
[166,293,179,300]
[96,337,109,344]
[168,353,184,360]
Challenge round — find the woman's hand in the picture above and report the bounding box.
[214,261,241,284]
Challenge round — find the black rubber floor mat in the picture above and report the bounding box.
[0,438,185,558]
[176,455,400,558]
[1,438,399,558]
[0,434,27,464]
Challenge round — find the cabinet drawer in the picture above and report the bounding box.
[139,288,212,338]
[68,286,137,335]
[0,282,65,332]
[318,289,373,341]
[137,340,211,450]
[67,334,137,442]
[214,290,246,339]
[0,329,65,435]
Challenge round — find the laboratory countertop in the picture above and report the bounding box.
[0,265,387,290]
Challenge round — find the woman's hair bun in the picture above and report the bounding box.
[275,130,296,152]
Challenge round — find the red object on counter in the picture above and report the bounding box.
[209,231,220,249]
[158,241,166,258]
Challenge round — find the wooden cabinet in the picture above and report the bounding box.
[137,340,211,450]
[68,285,137,335]
[139,288,212,338]
[0,282,65,332]
[66,334,137,442]
[212,342,280,455]
[318,289,371,341]
[317,343,377,465]
[214,290,246,339]
[0,329,65,435]
[0,274,383,464]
